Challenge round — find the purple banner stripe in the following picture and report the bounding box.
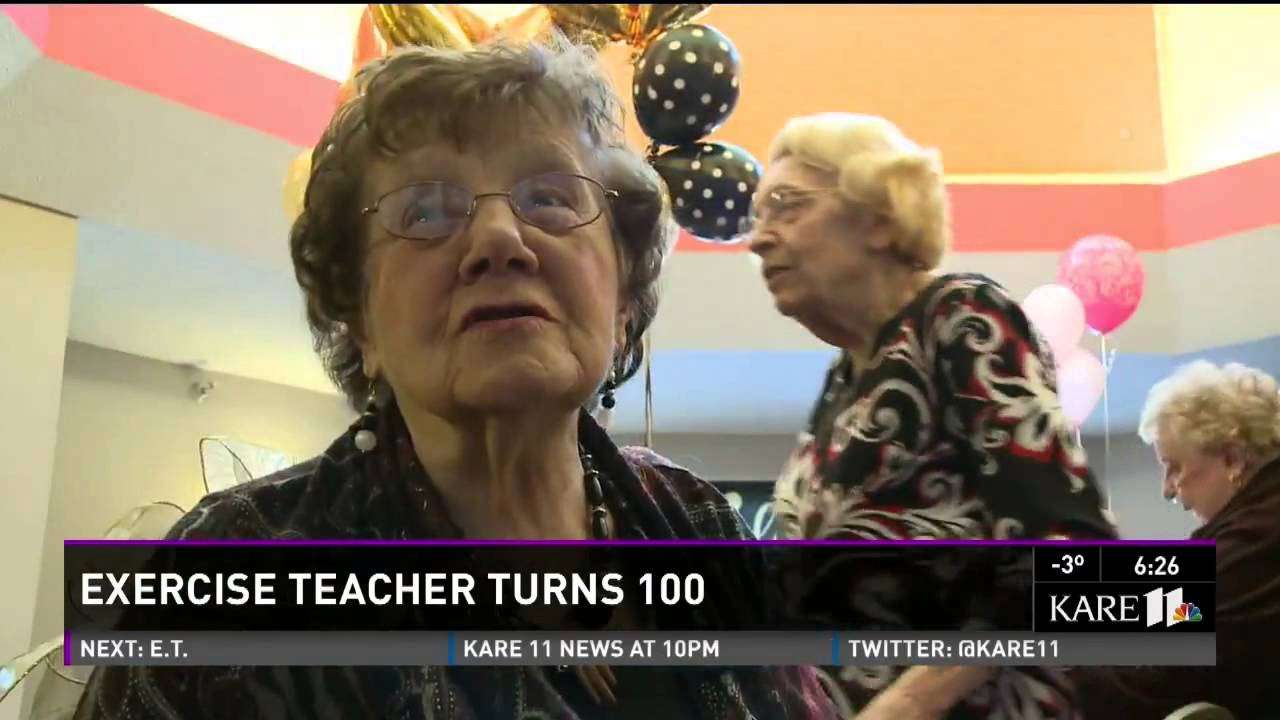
[64,539,1214,548]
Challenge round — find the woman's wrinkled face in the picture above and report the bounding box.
[746,156,889,340]
[1153,431,1239,523]
[356,126,626,421]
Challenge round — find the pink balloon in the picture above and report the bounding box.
[1056,347,1106,427]
[1021,284,1086,362]
[1058,234,1145,335]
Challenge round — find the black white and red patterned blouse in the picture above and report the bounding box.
[773,273,1118,719]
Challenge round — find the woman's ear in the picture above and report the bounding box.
[362,354,381,382]
[1222,444,1248,477]
[615,306,630,348]
[354,324,382,381]
[863,216,896,253]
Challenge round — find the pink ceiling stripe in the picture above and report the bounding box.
[40,5,336,147]
[2,5,51,51]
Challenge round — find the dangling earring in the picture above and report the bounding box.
[354,385,378,452]
[595,370,617,429]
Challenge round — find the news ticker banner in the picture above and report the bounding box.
[67,631,1214,667]
[65,540,1215,665]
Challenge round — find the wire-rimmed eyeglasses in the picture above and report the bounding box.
[361,172,620,242]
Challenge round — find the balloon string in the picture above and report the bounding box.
[1100,334,1115,511]
[643,332,654,448]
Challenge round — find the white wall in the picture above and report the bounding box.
[613,432,798,483]
[1083,432,1200,539]
[0,198,76,720]
[27,342,354,699]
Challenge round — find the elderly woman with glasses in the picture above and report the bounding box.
[744,112,1117,719]
[73,40,835,720]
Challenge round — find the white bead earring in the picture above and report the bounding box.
[354,386,378,452]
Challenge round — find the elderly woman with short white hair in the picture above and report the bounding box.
[1072,360,1280,719]
[743,112,1118,718]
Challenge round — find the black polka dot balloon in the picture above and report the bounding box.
[651,142,761,242]
[632,24,741,147]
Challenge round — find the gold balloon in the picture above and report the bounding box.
[631,4,711,48]
[544,4,630,49]
[335,6,386,107]
[283,150,311,222]
[496,5,556,44]
[442,5,491,44]
[369,4,473,50]
[440,4,555,45]
[545,4,714,52]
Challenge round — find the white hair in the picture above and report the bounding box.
[1139,360,1280,466]
[768,112,950,270]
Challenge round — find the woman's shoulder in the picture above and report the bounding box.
[901,272,1037,345]
[168,445,373,540]
[1198,458,1280,545]
[914,272,1016,312]
[618,446,753,540]
[616,445,722,507]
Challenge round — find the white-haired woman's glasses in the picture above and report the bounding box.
[736,186,838,239]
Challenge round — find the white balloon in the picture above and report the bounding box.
[1057,347,1106,427]
[1022,284,1087,362]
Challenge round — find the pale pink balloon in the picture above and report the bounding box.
[1021,284,1086,363]
[1056,347,1106,427]
[1058,235,1146,335]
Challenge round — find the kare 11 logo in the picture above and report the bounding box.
[1049,587,1205,627]
[1148,587,1203,627]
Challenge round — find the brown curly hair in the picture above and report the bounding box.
[290,39,673,410]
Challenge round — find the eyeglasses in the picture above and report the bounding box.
[739,188,925,269]
[361,172,620,242]
[737,187,837,238]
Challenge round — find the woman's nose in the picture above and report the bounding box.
[459,197,538,282]
[1162,475,1178,501]
[747,229,778,257]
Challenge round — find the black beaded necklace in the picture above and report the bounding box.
[580,445,611,540]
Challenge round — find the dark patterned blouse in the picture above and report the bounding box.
[772,273,1118,719]
[73,403,837,720]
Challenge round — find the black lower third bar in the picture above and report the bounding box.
[67,632,1215,667]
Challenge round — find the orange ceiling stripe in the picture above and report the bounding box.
[948,183,1165,254]
[679,154,1280,254]
[679,183,1168,254]
[676,182,1167,254]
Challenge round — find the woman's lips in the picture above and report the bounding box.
[461,302,552,332]
[465,315,550,333]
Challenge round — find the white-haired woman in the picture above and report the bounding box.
[1072,361,1280,718]
[744,112,1117,719]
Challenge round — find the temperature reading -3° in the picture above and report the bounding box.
[1036,547,1097,580]
[1054,554,1086,575]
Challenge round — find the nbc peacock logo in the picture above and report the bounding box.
[1171,602,1203,625]
[1145,588,1208,627]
